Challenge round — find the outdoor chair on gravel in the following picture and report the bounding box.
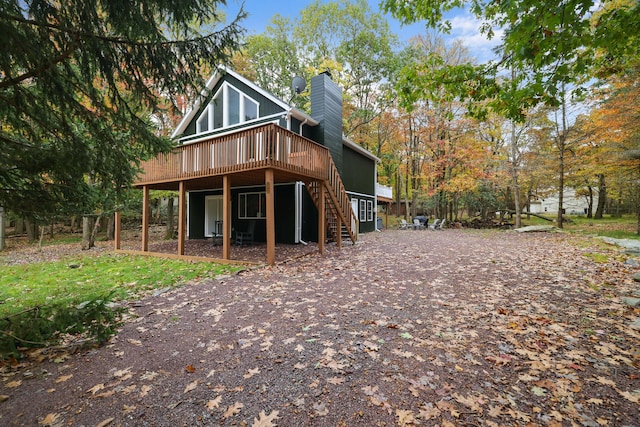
[235,220,256,246]
[398,219,409,230]
[429,219,442,230]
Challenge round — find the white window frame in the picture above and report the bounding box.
[359,199,366,222]
[367,200,374,222]
[238,191,266,219]
[195,82,260,134]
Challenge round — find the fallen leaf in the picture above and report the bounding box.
[531,386,547,396]
[6,380,22,388]
[96,417,114,427]
[113,367,133,378]
[396,409,416,426]
[127,338,142,346]
[87,383,105,395]
[312,402,329,416]
[93,390,116,399]
[184,380,198,393]
[206,395,222,410]
[55,374,72,383]
[362,385,378,396]
[0,395,9,402]
[222,402,244,419]
[244,367,260,379]
[418,403,441,420]
[185,364,196,373]
[140,371,158,381]
[140,385,151,397]
[326,376,345,385]
[39,413,60,425]
[294,363,307,370]
[123,404,136,414]
[251,410,280,427]
[595,376,616,387]
[617,389,640,403]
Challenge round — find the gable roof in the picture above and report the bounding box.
[171,66,317,139]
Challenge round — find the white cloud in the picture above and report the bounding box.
[447,13,503,63]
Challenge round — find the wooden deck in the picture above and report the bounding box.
[134,123,330,189]
[126,123,357,265]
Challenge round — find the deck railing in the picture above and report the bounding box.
[135,123,330,185]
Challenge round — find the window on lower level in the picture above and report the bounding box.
[238,192,266,219]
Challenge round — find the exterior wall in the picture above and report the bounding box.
[187,183,298,244]
[529,188,598,215]
[310,73,343,174]
[342,145,376,233]
[182,73,286,140]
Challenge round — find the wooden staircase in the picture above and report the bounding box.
[305,157,358,245]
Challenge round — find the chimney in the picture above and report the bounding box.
[310,72,343,174]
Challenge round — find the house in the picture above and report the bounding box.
[528,188,598,215]
[115,68,380,264]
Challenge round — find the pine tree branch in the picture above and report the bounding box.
[0,11,243,47]
[0,33,80,90]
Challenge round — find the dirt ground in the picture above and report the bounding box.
[1,229,639,426]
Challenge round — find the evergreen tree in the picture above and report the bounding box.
[0,0,245,219]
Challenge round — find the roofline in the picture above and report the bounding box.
[342,135,380,163]
[171,66,316,139]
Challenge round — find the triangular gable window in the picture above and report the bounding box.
[196,82,259,134]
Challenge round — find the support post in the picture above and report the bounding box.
[177,181,186,256]
[336,216,342,248]
[318,181,325,255]
[142,186,149,252]
[114,211,121,250]
[222,175,231,260]
[265,169,276,265]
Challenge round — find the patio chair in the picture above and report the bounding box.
[429,219,442,230]
[398,219,409,230]
[235,220,256,246]
[435,219,446,230]
[412,219,424,230]
[211,220,224,246]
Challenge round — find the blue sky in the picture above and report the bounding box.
[222,0,502,63]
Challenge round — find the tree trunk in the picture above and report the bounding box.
[510,69,522,229]
[14,218,25,235]
[404,171,410,220]
[0,207,5,251]
[38,225,45,251]
[81,216,95,250]
[25,219,37,242]
[556,85,567,229]
[165,197,175,239]
[106,214,115,241]
[595,174,606,219]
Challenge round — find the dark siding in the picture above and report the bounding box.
[342,146,375,196]
[342,146,376,234]
[187,184,298,244]
[301,187,318,242]
[188,192,206,239]
[310,73,343,174]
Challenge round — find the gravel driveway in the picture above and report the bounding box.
[1,229,639,426]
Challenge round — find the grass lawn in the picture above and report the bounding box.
[0,254,242,318]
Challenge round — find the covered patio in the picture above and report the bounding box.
[113,123,357,265]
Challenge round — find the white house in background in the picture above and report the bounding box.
[529,188,599,215]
